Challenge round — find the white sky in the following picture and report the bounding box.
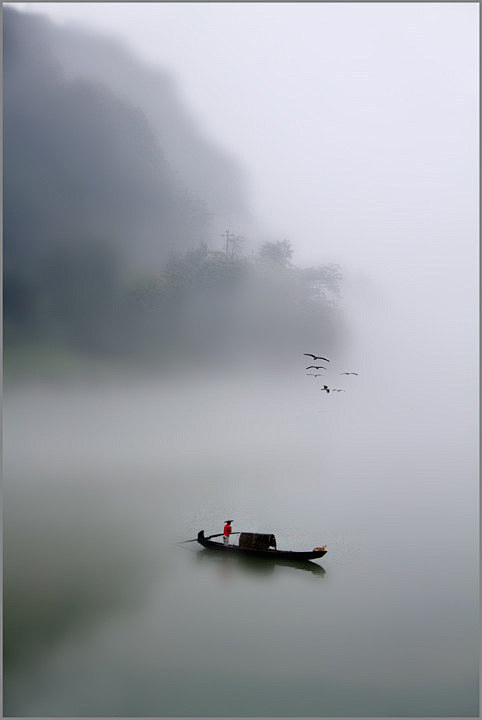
[12,1,479,320]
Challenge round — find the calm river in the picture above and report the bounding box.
[3,366,478,716]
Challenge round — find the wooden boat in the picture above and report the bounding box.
[197,530,327,561]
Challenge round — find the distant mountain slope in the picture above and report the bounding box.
[4,7,250,279]
[46,17,252,233]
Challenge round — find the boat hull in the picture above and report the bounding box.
[197,530,327,561]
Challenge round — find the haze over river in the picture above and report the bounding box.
[4,327,478,716]
[3,4,478,716]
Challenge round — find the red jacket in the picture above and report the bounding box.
[224,524,232,537]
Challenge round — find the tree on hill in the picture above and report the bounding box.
[258,239,293,267]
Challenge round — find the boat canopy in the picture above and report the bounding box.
[239,532,277,550]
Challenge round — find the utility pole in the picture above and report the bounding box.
[220,230,235,257]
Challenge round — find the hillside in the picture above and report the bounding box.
[3,7,342,372]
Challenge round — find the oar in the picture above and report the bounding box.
[177,531,241,544]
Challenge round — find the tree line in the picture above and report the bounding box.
[5,235,343,369]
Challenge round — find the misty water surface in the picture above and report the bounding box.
[4,351,478,716]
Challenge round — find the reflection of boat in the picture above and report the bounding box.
[197,548,326,576]
[196,530,327,562]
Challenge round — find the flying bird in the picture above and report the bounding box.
[307,373,322,377]
[339,372,358,375]
[320,385,330,393]
[306,365,326,370]
[304,354,330,362]
[332,389,345,392]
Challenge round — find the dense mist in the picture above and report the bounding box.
[3,4,478,717]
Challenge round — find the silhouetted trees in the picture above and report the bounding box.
[123,241,342,363]
[258,239,293,267]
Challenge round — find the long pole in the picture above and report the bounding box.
[177,531,241,544]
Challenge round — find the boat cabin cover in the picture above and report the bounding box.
[238,532,277,550]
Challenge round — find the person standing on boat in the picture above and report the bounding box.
[223,520,233,545]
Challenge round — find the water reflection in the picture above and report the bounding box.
[4,557,147,676]
[195,548,326,577]
[3,484,161,679]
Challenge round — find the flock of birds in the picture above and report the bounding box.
[303,353,358,394]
